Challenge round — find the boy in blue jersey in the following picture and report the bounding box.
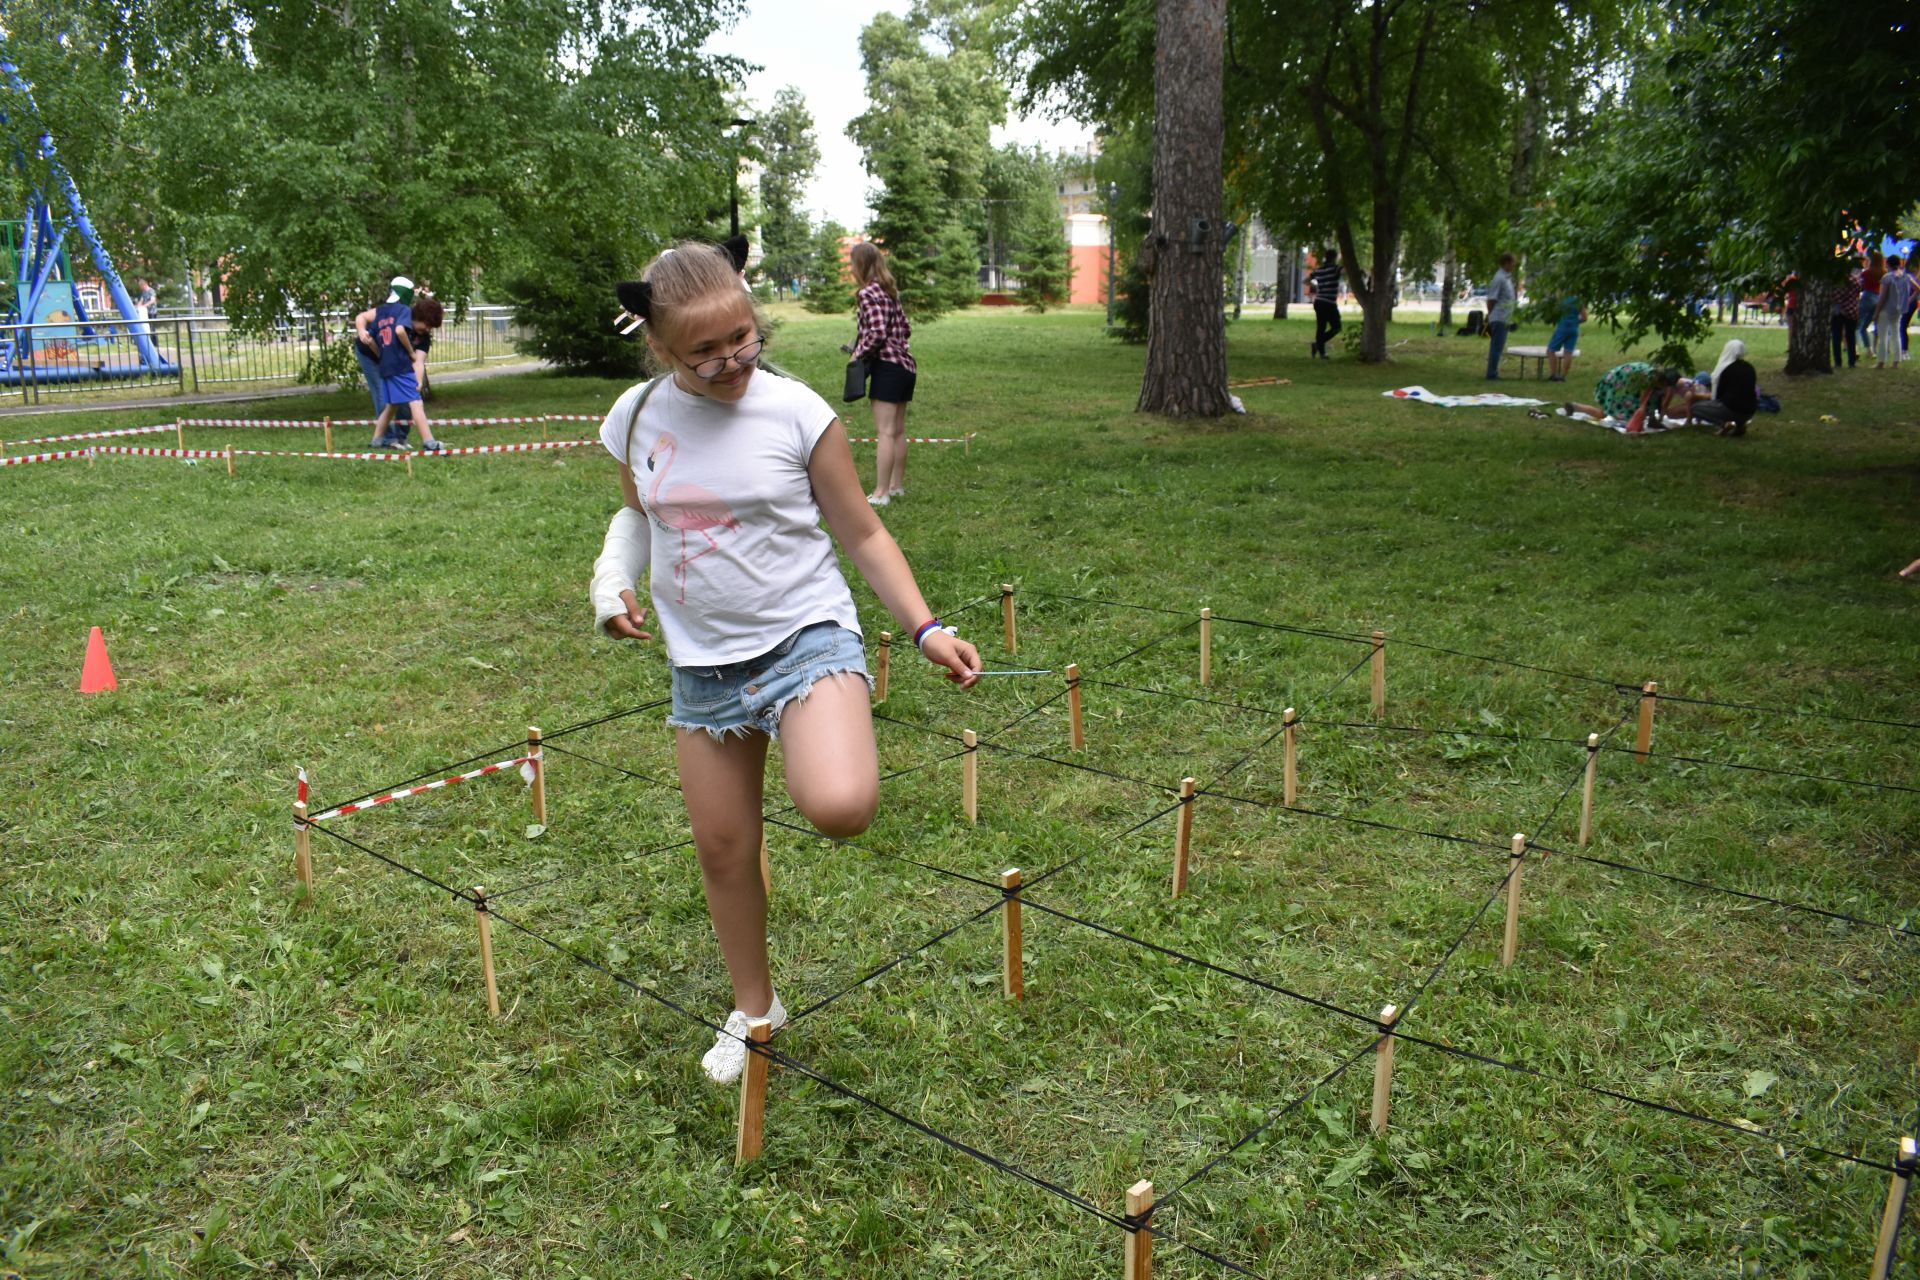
[365,276,444,452]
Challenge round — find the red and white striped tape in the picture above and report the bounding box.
[1,448,95,467]
[93,445,234,459]
[180,414,594,429]
[6,423,176,448]
[181,417,344,428]
[307,751,537,823]
[846,435,975,445]
[224,439,594,460]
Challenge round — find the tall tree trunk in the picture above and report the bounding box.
[1139,0,1229,417]
[1273,244,1292,319]
[1783,277,1836,374]
[1439,243,1456,328]
[1340,203,1398,362]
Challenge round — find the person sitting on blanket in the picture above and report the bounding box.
[1690,343,1759,437]
[1565,362,1680,430]
[1660,373,1713,424]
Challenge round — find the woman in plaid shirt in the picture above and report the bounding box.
[847,242,917,506]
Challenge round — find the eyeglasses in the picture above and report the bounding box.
[686,337,765,379]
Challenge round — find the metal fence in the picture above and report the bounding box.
[0,305,530,407]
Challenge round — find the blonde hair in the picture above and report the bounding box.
[639,240,763,369]
[848,241,899,301]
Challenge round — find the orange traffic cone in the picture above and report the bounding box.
[80,626,118,693]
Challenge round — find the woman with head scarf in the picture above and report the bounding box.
[1693,340,1759,437]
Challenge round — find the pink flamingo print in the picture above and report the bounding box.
[646,432,741,603]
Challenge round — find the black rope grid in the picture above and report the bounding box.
[283,586,1918,1276]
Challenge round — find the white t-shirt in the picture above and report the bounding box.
[598,371,860,667]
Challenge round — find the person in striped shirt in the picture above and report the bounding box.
[1308,249,1343,359]
[846,243,918,506]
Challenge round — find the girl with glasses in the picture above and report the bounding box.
[589,240,979,1084]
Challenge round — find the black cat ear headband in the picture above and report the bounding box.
[613,236,753,334]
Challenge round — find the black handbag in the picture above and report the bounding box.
[843,358,869,403]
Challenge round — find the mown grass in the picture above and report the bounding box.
[3,303,1917,1278]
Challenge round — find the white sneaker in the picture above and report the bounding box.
[701,993,788,1084]
[888,487,905,499]
[866,494,889,507]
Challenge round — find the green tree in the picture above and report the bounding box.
[0,3,178,293]
[1016,0,1635,363]
[848,4,1004,318]
[801,221,854,314]
[983,145,1072,309]
[1525,0,1920,374]
[1094,120,1154,342]
[3,0,744,370]
[755,87,818,299]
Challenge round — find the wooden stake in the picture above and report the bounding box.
[1282,708,1298,808]
[962,729,978,825]
[734,1016,774,1164]
[527,725,547,824]
[1067,662,1085,750]
[1122,1179,1154,1280]
[1371,1004,1399,1135]
[1577,732,1600,848]
[293,800,313,894]
[759,828,771,896]
[224,445,234,477]
[1001,868,1024,1000]
[322,415,333,452]
[1634,680,1658,758]
[474,886,501,1019]
[405,451,415,479]
[1501,834,1525,969]
[875,631,891,701]
[1001,583,1016,655]
[1199,607,1212,686]
[965,431,974,455]
[1870,1136,1918,1278]
[175,418,184,449]
[1171,777,1198,897]
[1370,631,1386,720]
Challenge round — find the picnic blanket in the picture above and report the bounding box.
[1383,386,1548,408]
[1552,407,1691,434]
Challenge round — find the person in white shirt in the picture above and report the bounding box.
[591,240,980,1084]
[1485,253,1517,380]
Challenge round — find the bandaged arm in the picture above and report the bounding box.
[591,504,651,636]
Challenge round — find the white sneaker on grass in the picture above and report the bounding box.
[701,992,788,1084]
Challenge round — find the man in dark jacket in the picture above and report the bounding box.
[1692,355,1760,436]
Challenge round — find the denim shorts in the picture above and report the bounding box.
[669,621,871,740]
[1547,319,1580,353]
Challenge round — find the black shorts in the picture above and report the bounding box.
[869,359,917,404]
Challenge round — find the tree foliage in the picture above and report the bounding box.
[755,87,819,298]
[1521,0,1920,373]
[1014,0,1634,362]
[849,4,1005,318]
[2,0,745,372]
[983,145,1072,309]
[801,221,854,315]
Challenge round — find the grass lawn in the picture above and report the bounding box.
[3,302,1917,1278]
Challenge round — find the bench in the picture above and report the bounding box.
[1503,344,1578,379]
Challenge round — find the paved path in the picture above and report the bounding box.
[0,360,551,420]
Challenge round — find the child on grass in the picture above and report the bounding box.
[362,276,444,452]
[589,240,980,1084]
